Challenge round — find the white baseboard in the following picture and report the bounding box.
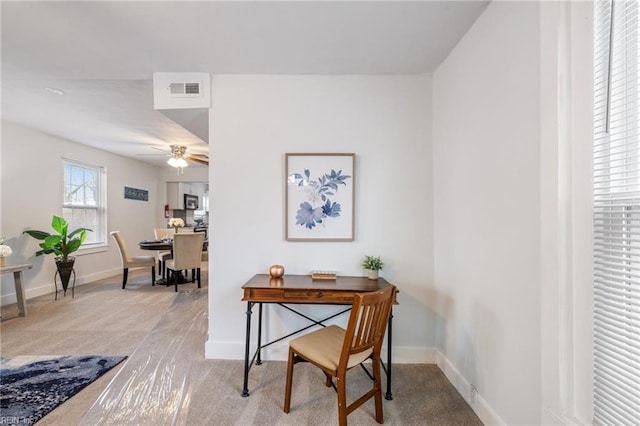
[436,350,504,425]
[1,267,122,306]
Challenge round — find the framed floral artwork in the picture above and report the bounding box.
[285,153,355,241]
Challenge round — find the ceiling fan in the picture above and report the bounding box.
[140,145,209,167]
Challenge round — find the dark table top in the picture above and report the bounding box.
[139,239,208,251]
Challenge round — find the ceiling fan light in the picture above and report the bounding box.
[167,157,179,167]
[175,157,188,168]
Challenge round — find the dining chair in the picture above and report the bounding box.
[194,227,208,264]
[154,228,175,279]
[283,285,396,426]
[110,231,156,289]
[164,232,205,292]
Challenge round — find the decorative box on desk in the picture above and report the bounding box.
[310,270,337,280]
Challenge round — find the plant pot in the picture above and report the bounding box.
[0,257,5,267]
[367,269,379,280]
[55,257,76,294]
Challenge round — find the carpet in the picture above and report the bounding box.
[0,355,126,425]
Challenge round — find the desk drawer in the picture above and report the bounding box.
[244,288,284,301]
[283,290,354,304]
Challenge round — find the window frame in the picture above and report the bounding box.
[61,158,108,253]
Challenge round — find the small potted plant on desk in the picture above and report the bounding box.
[24,215,91,298]
[362,255,384,280]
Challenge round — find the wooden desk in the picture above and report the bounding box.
[0,263,32,316]
[241,274,397,399]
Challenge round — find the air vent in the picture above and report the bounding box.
[153,72,210,109]
[168,82,201,97]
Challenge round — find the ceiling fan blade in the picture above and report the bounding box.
[188,156,209,166]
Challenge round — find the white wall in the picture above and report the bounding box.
[432,2,541,425]
[206,75,434,362]
[0,121,162,304]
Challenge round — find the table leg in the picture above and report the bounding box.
[242,301,253,397]
[385,309,393,400]
[256,303,263,365]
[13,271,27,317]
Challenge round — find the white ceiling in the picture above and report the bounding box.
[1,1,489,168]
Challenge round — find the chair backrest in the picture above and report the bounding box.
[154,228,175,240]
[171,232,205,270]
[338,285,396,370]
[110,231,130,264]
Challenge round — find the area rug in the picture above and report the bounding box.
[0,355,127,425]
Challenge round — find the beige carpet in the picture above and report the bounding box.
[1,267,482,425]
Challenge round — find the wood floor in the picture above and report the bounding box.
[1,265,483,425]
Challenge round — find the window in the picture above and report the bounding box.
[62,159,106,247]
[593,1,640,424]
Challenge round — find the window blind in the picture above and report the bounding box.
[593,1,640,425]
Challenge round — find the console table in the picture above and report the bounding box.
[241,273,397,399]
[0,263,32,316]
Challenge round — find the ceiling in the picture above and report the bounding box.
[1,1,489,168]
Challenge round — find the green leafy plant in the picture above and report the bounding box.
[362,255,384,271]
[23,215,92,262]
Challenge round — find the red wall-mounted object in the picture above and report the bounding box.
[164,204,170,218]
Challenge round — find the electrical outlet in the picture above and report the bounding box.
[469,384,478,405]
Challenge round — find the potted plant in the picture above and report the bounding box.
[24,215,92,296]
[362,255,384,280]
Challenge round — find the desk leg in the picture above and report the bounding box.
[385,309,393,400]
[242,301,253,397]
[256,303,263,365]
[13,271,27,317]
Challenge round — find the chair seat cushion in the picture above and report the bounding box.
[158,251,172,261]
[290,325,372,371]
[127,256,155,267]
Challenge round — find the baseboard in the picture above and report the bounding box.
[1,267,122,306]
[436,351,505,425]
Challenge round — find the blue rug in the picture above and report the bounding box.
[0,355,127,425]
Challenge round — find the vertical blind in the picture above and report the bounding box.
[593,0,640,425]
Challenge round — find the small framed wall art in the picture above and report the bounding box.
[285,153,355,241]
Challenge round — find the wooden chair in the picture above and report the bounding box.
[154,228,175,279]
[165,232,205,292]
[283,285,396,426]
[110,231,156,289]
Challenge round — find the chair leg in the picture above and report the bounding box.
[174,269,179,292]
[372,356,384,424]
[152,266,156,286]
[122,268,129,289]
[284,347,295,413]
[192,268,196,282]
[325,372,333,387]
[337,372,348,426]
[197,268,201,288]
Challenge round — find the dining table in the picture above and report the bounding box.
[138,238,208,285]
